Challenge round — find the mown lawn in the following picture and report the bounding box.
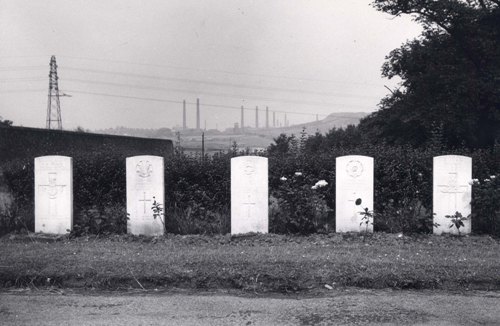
[0,232,498,293]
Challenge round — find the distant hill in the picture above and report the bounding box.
[260,112,368,137]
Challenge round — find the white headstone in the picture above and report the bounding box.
[336,155,374,233]
[433,155,472,235]
[35,156,73,234]
[231,156,268,235]
[126,156,164,236]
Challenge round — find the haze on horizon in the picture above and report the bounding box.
[0,0,422,131]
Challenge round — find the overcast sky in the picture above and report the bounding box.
[0,0,422,131]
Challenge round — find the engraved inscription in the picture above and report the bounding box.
[38,160,66,171]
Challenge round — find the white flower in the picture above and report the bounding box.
[485,179,491,182]
[312,180,328,189]
[294,172,303,176]
[491,175,496,179]
[280,177,287,181]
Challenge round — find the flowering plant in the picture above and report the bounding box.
[270,172,331,234]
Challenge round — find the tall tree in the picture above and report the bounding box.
[360,0,500,148]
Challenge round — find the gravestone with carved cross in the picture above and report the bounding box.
[231,156,268,235]
[433,155,472,235]
[34,156,73,234]
[126,156,164,236]
[335,155,374,232]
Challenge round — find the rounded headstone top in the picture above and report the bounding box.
[433,155,472,162]
[231,156,268,163]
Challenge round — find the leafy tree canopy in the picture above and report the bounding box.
[0,116,13,127]
[359,0,500,149]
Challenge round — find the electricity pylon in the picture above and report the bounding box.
[46,55,62,130]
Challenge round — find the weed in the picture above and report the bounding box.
[356,198,373,233]
[445,211,470,235]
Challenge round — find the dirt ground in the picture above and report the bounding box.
[1,288,499,325]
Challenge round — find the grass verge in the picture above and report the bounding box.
[0,232,499,293]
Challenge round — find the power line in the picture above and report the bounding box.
[0,89,45,94]
[58,55,384,87]
[0,88,367,121]
[62,77,372,110]
[0,66,46,72]
[62,66,380,101]
[0,77,46,82]
[0,73,376,109]
[65,89,367,119]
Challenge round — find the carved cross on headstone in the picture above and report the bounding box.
[138,192,152,214]
[39,172,65,199]
[437,172,468,211]
[243,194,256,218]
[438,173,468,194]
[38,172,66,217]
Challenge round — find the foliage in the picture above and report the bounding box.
[471,174,500,236]
[151,196,165,227]
[445,211,470,235]
[71,204,128,236]
[270,172,331,234]
[362,0,500,149]
[164,151,231,234]
[356,198,374,233]
[0,116,13,127]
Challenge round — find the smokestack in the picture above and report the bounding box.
[183,100,187,129]
[316,114,319,122]
[255,106,259,129]
[266,106,269,129]
[273,111,276,127]
[285,113,288,127]
[241,105,244,133]
[196,98,200,130]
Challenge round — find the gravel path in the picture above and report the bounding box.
[1,289,499,325]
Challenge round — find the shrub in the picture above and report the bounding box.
[164,151,231,234]
[472,174,500,236]
[270,173,331,234]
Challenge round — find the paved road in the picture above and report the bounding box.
[0,289,499,325]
